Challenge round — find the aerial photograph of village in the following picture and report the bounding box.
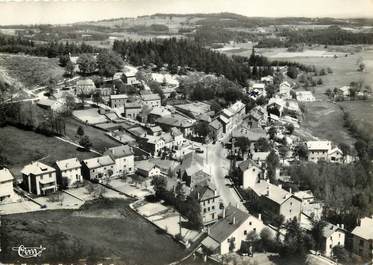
[0,0,373,264]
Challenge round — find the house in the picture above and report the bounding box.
[202,205,267,255]
[76,78,96,95]
[209,119,224,140]
[81,156,115,181]
[261,75,274,85]
[294,190,323,221]
[328,147,344,163]
[176,152,209,188]
[238,160,263,189]
[21,162,57,196]
[306,141,332,162]
[219,109,234,134]
[279,81,292,99]
[55,158,82,188]
[338,86,351,97]
[0,168,15,203]
[110,94,128,108]
[296,91,315,102]
[352,217,373,259]
[147,125,163,136]
[228,101,246,125]
[175,101,214,121]
[147,106,172,123]
[104,145,135,175]
[123,101,142,119]
[37,99,65,113]
[155,113,195,137]
[248,106,268,128]
[194,183,221,225]
[149,158,180,177]
[251,83,267,99]
[250,180,302,222]
[141,93,161,108]
[321,223,346,257]
[252,151,270,166]
[135,160,161,178]
[122,66,140,85]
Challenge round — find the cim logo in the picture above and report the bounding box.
[12,245,46,258]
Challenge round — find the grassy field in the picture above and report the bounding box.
[0,53,64,88]
[0,199,187,264]
[300,101,355,145]
[0,125,95,176]
[64,117,119,153]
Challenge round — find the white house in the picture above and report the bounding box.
[279,81,292,99]
[135,160,161,178]
[352,217,373,259]
[328,147,344,163]
[238,159,262,189]
[21,162,58,196]
[322,222,346,257]
[55,158,82,188]
[306,141,332,162]
[104,145,135,175]
[81,156,115,181]
[0,168,16,203]
[202,206,267,255]
[338,86,351,97]
[296,91,316,102]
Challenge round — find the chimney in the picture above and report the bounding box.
[278,184,282,189]
[266,186,270,196]
[258,213,262,220]
[197,192,200,200]
[289,188,292,194]
[222,207,226,218]
[341,224,344,229]
[232,216,236,225]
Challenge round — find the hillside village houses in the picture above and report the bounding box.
[321,223,346,257]
[0,168,16,203]
[104,145,135,175]
[21,161,58,196]
[55,158,82,188]
[352,216,373,259]
[250,180,302,223]
[81,156,115,181]
[194,183,222,225]
[295,90,316,102]
[202,205,267,255]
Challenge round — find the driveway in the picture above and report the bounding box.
[205,141,247,211]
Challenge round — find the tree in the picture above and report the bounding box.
[96,50,123,78]
[59,54,70,67]
[338,143,351,156]
[333,246,351,263]
[317,78,323,85]
[268,126,277,140]
[278,145,289,163]
[266,150,280,182]
[358,63,365,72]
[92,90,102,106]
[235,137,250,158]
[280,219,312,258]
[62,93,76,115]
[194,121,212,142]
[294,143,309,160]
[65,60,75,77]
[311,220,327,252]
[77,126,84,136]
[255,137,270,152]
[287,66,298,79]
[285,123,295,134]
[79,135,92,150]
[151,176,167,197]
[46,77,57,96]
[77,54,96,75]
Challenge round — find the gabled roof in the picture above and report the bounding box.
[170,127,183,137]
[110,94,128,100]
[219,115,230,125]
[328,147,343,156]
[77,79,95,87]
[56,158,81,171]
[252,180,300,206]
[21,161,56,176]
[208,206,251,243]
[352,217,373,240]
[209,119,223,130]
[149,107,171,117]
[136,160,159,172]
[221,109,234,118]
[194,183,218,201]
[306,141,331,151]
[322,222,344,238]
[104,145,134,159]
[252,152,270,161]
[178,152,205,177]
[238,159,260,172]
[82,156,115,169]
[0,168,14,182]
[141,93,161,101]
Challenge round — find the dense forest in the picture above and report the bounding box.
[113,38,276,86]
[0,34,102,57]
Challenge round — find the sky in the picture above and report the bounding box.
[0,0,373,25]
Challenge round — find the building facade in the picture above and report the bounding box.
[21,162,57,196]
[55,158,82,188]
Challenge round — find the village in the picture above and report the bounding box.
[1,42,372,265]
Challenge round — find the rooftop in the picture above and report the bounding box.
[208,206,251,243]
[238,159,260,172]
[352,217,373,240]
[104,145,134,159]
[0,168,14,183]
[82,156,115,169]
[110,94,128,100]
[136,160,159,172]
[155,114,195,128]
[55,158,81,171]
[21,161,56,176]
[252,180,298,205]
[141,93,161,101]
[306,141,332,151]
[322,222,344,238]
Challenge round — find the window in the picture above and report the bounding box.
[212,206,215,210]
[253,228,256,232]
[249,222,252,225]
[244,230,247,235]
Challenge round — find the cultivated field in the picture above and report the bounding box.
[0,53,64,88]
[0,199,187,264]
[0,126,96,176]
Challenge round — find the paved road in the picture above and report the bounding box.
[204,142,247,211]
